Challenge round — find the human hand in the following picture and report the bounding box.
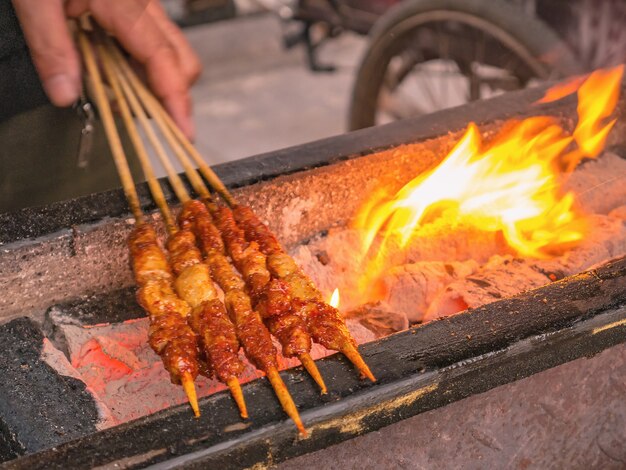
[12,0,201,139]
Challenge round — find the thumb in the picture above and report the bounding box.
[12,0,81,106]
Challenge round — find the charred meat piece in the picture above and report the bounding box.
[128,223,199,386]
[166,224,247,416]
[233,205,375,381]
[213,205,312,359]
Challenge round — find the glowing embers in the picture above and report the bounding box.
[353,66,624,294]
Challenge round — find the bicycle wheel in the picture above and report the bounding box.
[348,0,582,130]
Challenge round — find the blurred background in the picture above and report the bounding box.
[2,0,625,212]
[177,12,366,164]
[163,0,626,164]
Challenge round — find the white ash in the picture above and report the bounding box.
[375,261,479,322]
[55,318,225,425]
[292,220,512,311]
[609,205,626,221]
[345,302,409,337]
[564,152,626,214]
[41,338,116,429]
[424,213,626,321]
[424,256,553,322]
[382,220,512,266]
[542,214,626,274]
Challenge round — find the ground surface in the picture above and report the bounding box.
[179,14,366,166]
[277,343,626,470]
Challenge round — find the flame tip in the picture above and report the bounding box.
[329,288,340,309]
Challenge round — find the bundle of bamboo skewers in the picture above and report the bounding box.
[74,17,375,435]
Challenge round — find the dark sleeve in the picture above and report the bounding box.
[0,0,50,122]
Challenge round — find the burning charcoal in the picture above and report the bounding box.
[291,228,366,303]
[345,319,379,344]
[316,251,331,265]
[345,301,409,337]
[53,318,256,425]
[564,152,626,215]
[375,261,478,323]
[537,214,626,276]
[377,220,511,266]
[424,256,550,322]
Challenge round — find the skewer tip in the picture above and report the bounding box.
[182,373,201,417]
[342,344,376,382]
[227,377,248,419]
[299,353,327,394]
[266,367,307,436]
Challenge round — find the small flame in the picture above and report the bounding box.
[329,288,340,309]
[536,75,587,104]
[573,66,623,159]
[353,66,623,295]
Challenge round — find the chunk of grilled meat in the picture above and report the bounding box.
[264,251,355,352]
[213,205,311,359]
[232,205,375,381]
[181,200,306,433]
[128,223,199,385]
[180,201,278,371]
[166,227,245,385]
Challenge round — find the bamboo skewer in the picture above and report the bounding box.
[95,37,176,232]
[108,45,235,206]
[97,35,249,420]
[99,40,307,431]
[76,28,143,223]
[77,26,200,417]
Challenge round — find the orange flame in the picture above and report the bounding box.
[329,288,340,309]
[572,66,623,159]
[353,66,623,294]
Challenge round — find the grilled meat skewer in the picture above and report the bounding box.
[180,200,307,434]
[209,204,326,393]
[232,206,376,382]
[128,223,201,416]
[167,225,248,418]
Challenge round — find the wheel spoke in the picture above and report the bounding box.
[364,10,547,128]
